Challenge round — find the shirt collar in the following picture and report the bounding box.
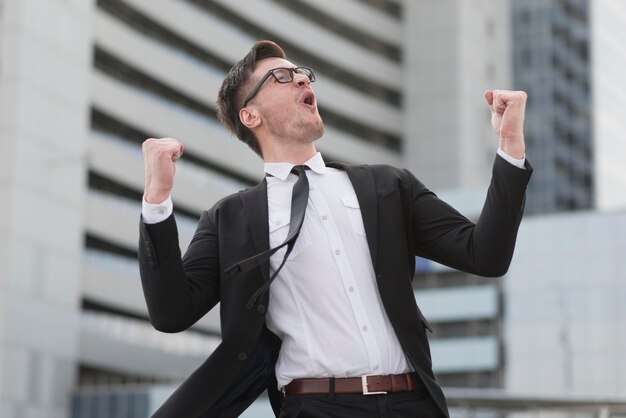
[264,152,326,181]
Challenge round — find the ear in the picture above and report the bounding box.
[239,106,262,130]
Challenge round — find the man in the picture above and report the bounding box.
[139,40,531,417]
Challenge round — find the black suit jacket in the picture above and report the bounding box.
[138,155,532,418]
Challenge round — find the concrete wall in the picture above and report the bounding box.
[403,0,511,189]
[0,1,94,417]
[506,210,626,395]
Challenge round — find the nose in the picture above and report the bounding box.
[294,72,310,87]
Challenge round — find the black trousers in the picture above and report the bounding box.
[279,389,443,418]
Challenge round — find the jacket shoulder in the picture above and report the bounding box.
[354,163,420,188]
[204,179,266,222]
[367,164,410,178]
[211,179,265,207]
[330,161,411,179]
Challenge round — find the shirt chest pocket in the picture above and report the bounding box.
[340,195,367,237]
[268,211,312,261]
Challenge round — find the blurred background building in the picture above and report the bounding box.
[506,209,626,396]
[1,0,625,417]
[513,0,594,214]
[512,0,626,214]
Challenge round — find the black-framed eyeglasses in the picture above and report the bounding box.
[242,67,316,108]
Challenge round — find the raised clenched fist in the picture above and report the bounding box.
[142,137,184,204]
[484,90,527,160]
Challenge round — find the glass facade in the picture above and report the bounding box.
[72,389,150,418]
[512,0,593,214]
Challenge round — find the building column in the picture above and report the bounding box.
[0,0,94,417]
[401,0,510,190]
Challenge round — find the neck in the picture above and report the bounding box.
[262,142,318,165]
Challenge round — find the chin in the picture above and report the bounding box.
[292,117,324,143]
[307,121,325,143]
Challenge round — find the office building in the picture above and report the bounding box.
[512,0,626,214]
[0,0,513,417]
[404,0,511,190]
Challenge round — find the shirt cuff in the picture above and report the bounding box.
[497,148,526,169]
[142,195,173,224]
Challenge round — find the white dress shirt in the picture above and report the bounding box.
[142,149,525,389]
[262,153,411,388]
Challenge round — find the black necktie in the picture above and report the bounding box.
[224,165,310,309]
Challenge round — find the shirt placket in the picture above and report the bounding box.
[307,175,384,374]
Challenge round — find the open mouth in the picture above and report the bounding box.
[302,91,315,108]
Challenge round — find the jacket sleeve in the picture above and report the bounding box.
[408,154,532,277]
[138,208,220,332]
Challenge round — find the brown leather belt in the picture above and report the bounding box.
[284,372,424,396]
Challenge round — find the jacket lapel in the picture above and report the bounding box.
[327,162,379,270]
[239,179,270,282]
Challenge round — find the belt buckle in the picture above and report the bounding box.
[361,374,387,395]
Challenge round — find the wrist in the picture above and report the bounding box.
[144,188,171,204]
[499,138,525,160]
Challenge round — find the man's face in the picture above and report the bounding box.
[244,57,324,144]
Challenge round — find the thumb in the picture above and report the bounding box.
[484,90,494,108]
[172,143,184,161]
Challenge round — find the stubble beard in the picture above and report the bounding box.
[301,117,325,144]
[269,111,325,145]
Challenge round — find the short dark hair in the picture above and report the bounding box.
[217,40,286,157]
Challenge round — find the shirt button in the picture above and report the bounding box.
[275,220,282,226]
[322,215,328,221]
[237,352,247,361]
[158,207,165,215]
[335,249,341,255]
[373,365,379,371]
[348,286,354,292]
[362,326,368,332]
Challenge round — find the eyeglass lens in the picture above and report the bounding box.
[272,68,314,83]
